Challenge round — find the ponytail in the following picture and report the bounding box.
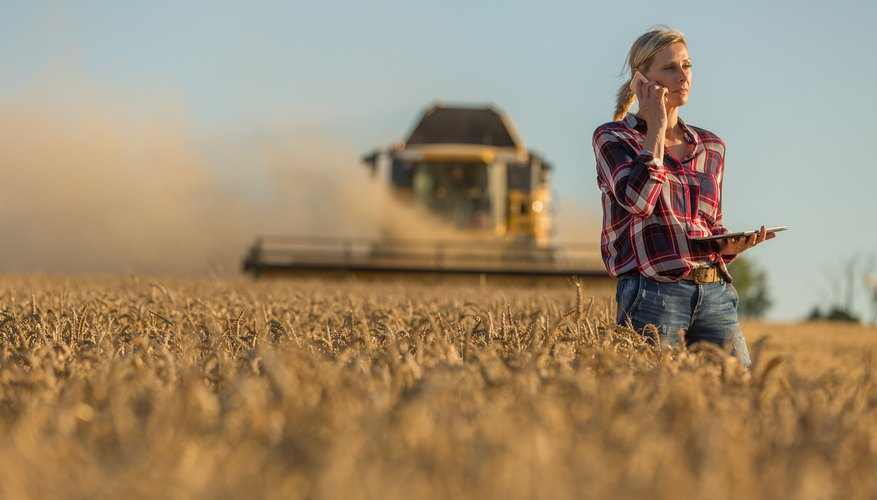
[614,79,635,121]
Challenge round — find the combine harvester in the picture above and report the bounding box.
[242,103,607,285]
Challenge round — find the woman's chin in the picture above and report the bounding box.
[670,96,688,108]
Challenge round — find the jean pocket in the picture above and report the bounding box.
[728,283,740,308]
[616,276,642,324]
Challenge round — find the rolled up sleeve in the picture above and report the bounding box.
[593,129,666,218]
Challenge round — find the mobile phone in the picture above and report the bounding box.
[630,71,649,93]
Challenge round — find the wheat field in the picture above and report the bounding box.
[0,274,875,499]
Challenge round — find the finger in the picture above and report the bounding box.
[654,85,665,100]
[756,226,767,244]
[746,233,758,247]
[657,86,669,105]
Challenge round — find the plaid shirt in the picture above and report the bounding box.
[593,113,734,282]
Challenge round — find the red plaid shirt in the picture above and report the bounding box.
[593,113,734,282]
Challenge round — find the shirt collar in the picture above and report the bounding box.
[622,112,699,146]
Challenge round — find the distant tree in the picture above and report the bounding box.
[825,307,860,322]
[727,256,771,318]
[807,306,860,323]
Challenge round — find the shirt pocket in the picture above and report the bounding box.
[663,172,689,216]
[695,171,720,221]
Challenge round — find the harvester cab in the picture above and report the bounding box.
[362,104,552,248]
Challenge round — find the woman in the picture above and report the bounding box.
[593,27,775,366]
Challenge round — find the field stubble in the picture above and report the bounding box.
[0,275,876,499]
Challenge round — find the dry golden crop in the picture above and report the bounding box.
[0,274,875,499]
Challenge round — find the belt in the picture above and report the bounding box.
[681,265,723,284]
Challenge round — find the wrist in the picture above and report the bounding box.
[643,130,665,156]
[646,115,668,131]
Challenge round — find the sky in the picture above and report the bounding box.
[1,0,875,322]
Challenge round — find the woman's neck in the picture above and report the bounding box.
[665,106,680,136]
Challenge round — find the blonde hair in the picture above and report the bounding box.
[613,26,688,121]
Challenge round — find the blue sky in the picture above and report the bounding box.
[1,0,876,321]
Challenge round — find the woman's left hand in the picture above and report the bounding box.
[717,225,777,257]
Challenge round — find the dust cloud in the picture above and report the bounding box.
[0,95,246,274]
[0,87,481,275]
[551,201,601,245]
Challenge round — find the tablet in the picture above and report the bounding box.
[692,226,787,242]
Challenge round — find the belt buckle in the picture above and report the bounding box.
[693,266,717,284]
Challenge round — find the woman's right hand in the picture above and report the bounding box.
[717,226,777,257]
[633,72,669,131]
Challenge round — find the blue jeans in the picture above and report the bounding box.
[615,275,751,367]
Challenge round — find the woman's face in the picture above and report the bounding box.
[642,42,692,108]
